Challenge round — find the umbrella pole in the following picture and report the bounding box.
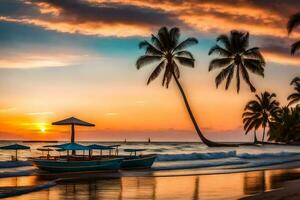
[15,150,18,161]
[71,124,75,155]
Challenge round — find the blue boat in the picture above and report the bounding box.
[120,149,156,169]
[32,142,123,173]
[32,158,124,173]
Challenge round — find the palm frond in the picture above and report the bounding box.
[209,58,232,71]
[216,34,231,51]
[174,51,194,59]
[225,65,234,89]
[243,47,265,65]
[215,65,233,88]
[240,32,249,50]
[136,55,162,69]
[151,34,164,51]
[139,41,163,56]
[158,27,170,50]
[147,61,165,85]
[243,58,264,77]
[173,38,198,52]
[291,77,300,85]
[240,64,256,92]
[208,45,232,57]
[170,27,180,48]
[175,56,195,68]
[291,41,300,55]
[287,12,300,34]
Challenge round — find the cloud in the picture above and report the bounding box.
[0,107,17,113]
[26,111,54,115]
[1,0,300,64]
[0,0,297,38]
[0,0,182,37]
[104,112,119,116]
[0,50,97,69]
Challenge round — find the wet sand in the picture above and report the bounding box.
[1,168,300,200]
[241,179,300,200]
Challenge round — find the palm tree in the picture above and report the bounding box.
[242,92,280,144]
[287,13,300,55]
[268,106,300,143]
[242,105,260,144]
[208,30,265,93]
[288,77,300,106]
[136,27,234,147]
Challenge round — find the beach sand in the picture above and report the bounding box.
[1,168,300,200]
[241,179,300,200]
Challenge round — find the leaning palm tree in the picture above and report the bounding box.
[243,92,280,144]
[208,30,265,93]
[288,77,300,106]
[136,27,234,147]
[287,12,300,55]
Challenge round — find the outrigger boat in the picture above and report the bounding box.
[32,142,123,173]
[31,117,124,173]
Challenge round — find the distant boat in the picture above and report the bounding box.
[120,149,156,169]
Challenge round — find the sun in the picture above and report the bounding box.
[40,127,46,133]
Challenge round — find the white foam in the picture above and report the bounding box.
[153,159,247,170]
[237,151,300,159]
[156,151,237,161]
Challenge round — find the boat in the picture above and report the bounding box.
[31,143,124,173]
[32,157,124,173]
[31,117,124,173]
[120,149,156,169]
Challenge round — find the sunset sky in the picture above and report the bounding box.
[0,0,299,142]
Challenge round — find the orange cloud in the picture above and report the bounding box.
[263,51,300,66]
[2,0,298,39]
[0,16,151,37]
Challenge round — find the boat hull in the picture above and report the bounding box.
[121,155,156,169]
[32,158,123,173]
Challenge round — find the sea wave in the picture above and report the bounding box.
[156,151,237,161]
[153,159,247,170]
[237,151,300,159]
[155,151,300,161]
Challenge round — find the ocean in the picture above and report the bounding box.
[1,141,300,199]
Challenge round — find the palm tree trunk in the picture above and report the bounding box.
[262,126,266,144]
[254,130,258,144]
[172,72,238,147]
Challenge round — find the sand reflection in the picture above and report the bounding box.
[4,168,300,200]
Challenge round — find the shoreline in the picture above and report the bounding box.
[2,167,300,200]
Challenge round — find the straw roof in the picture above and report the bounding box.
[52,117,95,126]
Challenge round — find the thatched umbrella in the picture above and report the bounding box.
[52,117,95,143]
[52,117,95,154]
[0,144,30,161]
